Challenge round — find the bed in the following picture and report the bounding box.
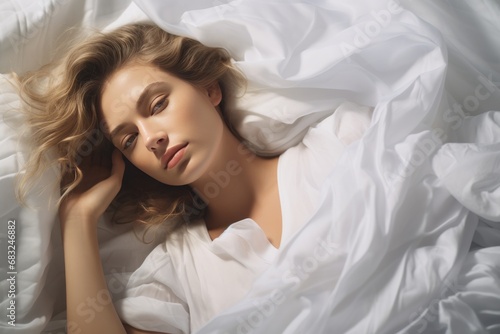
[1,0,499,333]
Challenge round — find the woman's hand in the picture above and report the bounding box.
[59,149,125,225]
[59,150,129,334]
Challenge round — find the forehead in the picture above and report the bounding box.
[102,64,164,106]
[100,64,169,126]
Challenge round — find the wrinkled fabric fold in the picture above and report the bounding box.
[130,0,500,332]
[1,0,500,332]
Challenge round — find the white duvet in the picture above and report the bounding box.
[1,0,499,333]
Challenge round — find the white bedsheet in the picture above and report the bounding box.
[1,0,499,333]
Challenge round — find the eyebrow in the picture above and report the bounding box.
[108,123,127,146]
[136,82,164,114]
[108,81,164,145]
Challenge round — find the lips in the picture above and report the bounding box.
[161,143,188,169]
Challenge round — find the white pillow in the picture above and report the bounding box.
[0,74,61,333]
[0,2,150,332]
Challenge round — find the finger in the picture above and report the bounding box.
[110,149,125,180]
[86,149,125,206]
[98,149,125,195]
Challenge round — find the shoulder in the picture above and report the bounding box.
[115,234,192,334]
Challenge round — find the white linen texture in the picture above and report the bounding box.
[0,0,499,333]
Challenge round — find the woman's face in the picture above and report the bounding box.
[100,63,224,186]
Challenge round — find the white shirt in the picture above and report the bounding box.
[115,102,372,333]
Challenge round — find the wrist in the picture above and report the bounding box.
[60,214,99,236]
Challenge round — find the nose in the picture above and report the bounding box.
[140,121,168,152]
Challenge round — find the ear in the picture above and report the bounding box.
[206,82,222,107]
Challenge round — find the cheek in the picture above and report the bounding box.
[194,103,225,132]
[184,92,221,125]
[128,149,154,174]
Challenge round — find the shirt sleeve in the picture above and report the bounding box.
[113,243,190,334]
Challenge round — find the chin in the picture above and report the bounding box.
[162,160,199,187]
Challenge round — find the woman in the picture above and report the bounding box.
[17,22,364,333]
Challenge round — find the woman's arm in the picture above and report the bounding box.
[62,215,126,334]
[60,150,127,334]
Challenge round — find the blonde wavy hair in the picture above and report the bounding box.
[16,22,245,236]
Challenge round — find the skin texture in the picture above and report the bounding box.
[100,63,282,244]
[60,63,282,333]
[100,63,225,187]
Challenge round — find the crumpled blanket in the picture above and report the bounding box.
[1,0,499,333]
[132,0,500,332]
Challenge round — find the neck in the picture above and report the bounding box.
[189,130,278,231]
